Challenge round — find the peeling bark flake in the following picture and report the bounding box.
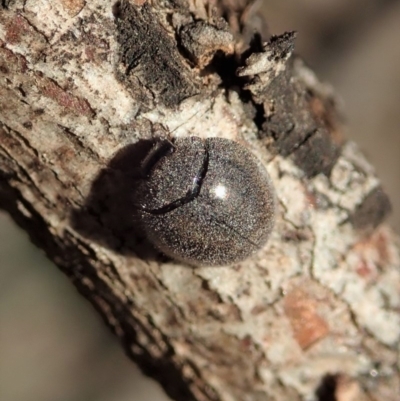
[114,1,197,107]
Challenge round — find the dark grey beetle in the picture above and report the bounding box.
[134,137,275,266]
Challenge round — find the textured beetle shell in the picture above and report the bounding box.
[134,137,276,266]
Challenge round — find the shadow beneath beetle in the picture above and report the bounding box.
[71,139,170,263]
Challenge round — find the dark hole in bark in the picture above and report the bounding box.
[315,374,337,401]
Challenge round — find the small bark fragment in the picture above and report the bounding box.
[284,287,329,350]
[179,20,234,67]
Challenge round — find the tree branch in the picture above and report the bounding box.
[0,1,399,400]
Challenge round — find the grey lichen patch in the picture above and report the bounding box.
[312,142,391,231]
[350,186,392,231]
[114,1,198,108]
[293,127,342,178]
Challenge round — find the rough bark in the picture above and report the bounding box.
[0,1,399,401]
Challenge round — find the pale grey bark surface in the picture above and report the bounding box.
[0,1,399,401]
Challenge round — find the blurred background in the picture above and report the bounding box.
[1,1,399,400]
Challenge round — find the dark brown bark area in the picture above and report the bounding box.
[0,1,399,401]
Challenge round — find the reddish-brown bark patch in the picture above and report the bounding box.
[355,261,374,279]
[352,228,393,280]
[374,230,390,265]
[0,47,27,74]
[60,0,86,16]
[36,75,94,117]
[2,14,47,59]
[309,95,344,146]
[5,14,30,44]
[84,46,96,63]
[251,304,268,315]
[284,287,329,350]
